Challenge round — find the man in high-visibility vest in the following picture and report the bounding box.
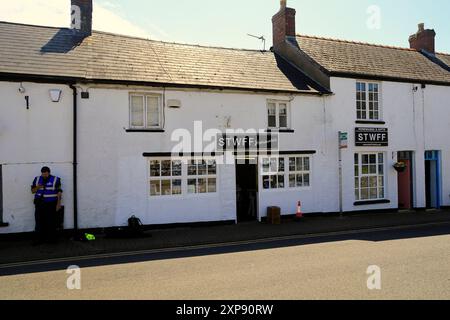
[31,167,63,244]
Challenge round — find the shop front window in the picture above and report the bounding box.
[354,153,385,201]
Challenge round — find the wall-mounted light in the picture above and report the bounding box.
[49,89,62,102]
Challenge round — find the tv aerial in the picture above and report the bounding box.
[247,34,266,51]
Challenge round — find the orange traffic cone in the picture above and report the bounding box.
[295,201,303,220]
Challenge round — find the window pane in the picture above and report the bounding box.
[361,177,369,188]
[150,180,160,196]
[161,160,171,177]
[355,178,359,189]
[262,158,270,173]
[279,116,287,128]
[369,176,378,188]
[147,96,160,127]
[289,158,296,171]
[369,165,377,174]
[268,115,277,128]
[303,174,310,187]
[270,158,278,173]
[172,180,182,195]
[303,158,310,171]
[207,160,216,175]
[161,180,171,196]
[198,160,207,176]
[188,160,197,176]
[188,179,197,194]
[355,189,360,201]
[277,175,285,188]
[208,178,217,193]
[362,155,369,164]
[131,96,144,127]
[296,174,303,187]
[279,104,287,128]
[198,178,207,193]
[378,176,384,187]
[362,165,369,175]
[370,188,378,199]
[361,188,369,200]
[268,103,276,128]
[263,176,270,190]
[296,158,303,171]
[172,160,182,176]
[379,188,385,199]
[278,158,285,172]
[270,175,277,189]
[289,174,296,188]
[150,160,160,177]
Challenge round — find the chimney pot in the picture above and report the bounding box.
[418,23,425,32]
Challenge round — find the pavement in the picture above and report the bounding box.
[1,209,450,266]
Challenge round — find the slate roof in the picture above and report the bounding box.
[0,21,325,94]
[296,35,450,86]
[436,53,450,68]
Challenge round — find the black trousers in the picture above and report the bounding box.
[35,201,58,242]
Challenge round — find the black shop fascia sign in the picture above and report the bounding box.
[355,127,389,147]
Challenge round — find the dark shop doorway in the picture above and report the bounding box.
[235,158,258,222]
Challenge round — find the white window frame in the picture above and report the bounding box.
[267,100,290,129]
[187,158,218,195]
[356,81,381,121]
[260,155,312,191]
[148,157,218,198]
[354,152,386,201]
[261,157,286,190]
[287,156,311,189]
[149,158,183,197]
[129,93,163,129]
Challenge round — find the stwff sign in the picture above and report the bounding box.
[355,127,388,147]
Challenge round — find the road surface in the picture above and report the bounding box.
[1,224,450,299]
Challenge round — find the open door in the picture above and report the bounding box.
[235,158,258,222]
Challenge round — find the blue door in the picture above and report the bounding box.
[425,151,442,209]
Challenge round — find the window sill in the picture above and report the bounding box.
[0,222,9,228]
[126,128,165,133]
[354,199,391,206]
[265,129,295,133]
[355,120,386,125]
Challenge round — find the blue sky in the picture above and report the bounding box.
[96,0,450,53]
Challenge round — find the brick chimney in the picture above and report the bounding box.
[272,0,296,48]
[71,0,93,38]
[409,23,436,54]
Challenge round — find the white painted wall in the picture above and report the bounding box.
[1,77,450,234]
[0,82,73,233]
[327,77,450,211]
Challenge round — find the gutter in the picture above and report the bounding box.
[0,73,324,96]
[69,84,79,234]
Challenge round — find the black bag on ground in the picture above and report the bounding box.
[128,215,144,237]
